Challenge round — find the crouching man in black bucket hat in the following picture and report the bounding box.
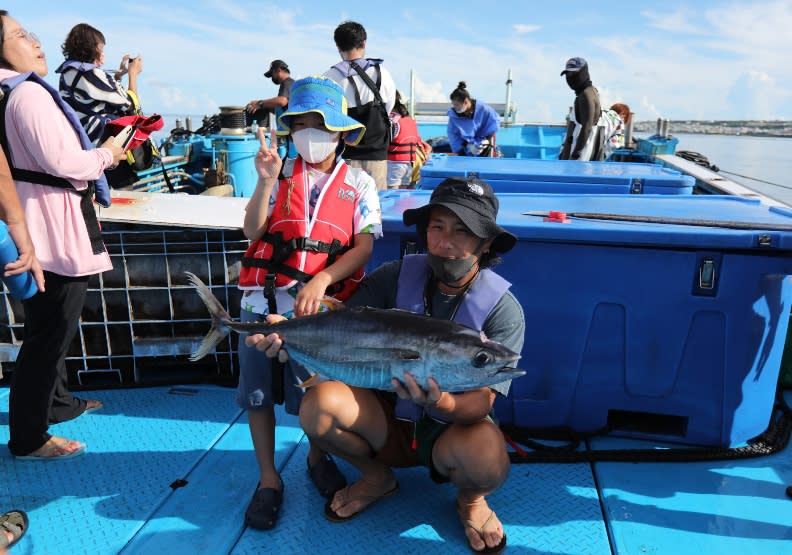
[247,176,525,553]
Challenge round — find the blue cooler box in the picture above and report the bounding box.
[419,157,694,195]
[372,191,792,447]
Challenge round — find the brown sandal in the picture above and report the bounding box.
[0,509,28,549]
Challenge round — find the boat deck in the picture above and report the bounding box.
[1,384,791,554]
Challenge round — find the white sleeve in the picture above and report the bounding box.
[379,67,397,115]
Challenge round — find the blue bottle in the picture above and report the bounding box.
[0,221,37,300]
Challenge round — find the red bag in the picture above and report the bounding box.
[105,114,164,150]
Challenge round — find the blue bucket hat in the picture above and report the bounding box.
[277,76,365,146]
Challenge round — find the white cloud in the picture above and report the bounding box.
[727,70,791,120]
[513,24,541,34]
[17,0,792,122]
[640,8,708,35]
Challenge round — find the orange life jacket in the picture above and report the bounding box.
[239,158,364,301]
[387,114,420,162]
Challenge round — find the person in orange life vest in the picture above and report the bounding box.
[386,90,422,189]
[235,76,383,531]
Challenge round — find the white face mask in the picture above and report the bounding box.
[291,128,339,164]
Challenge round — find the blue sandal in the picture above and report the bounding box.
[244,479,284,530]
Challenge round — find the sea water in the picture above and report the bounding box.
[649,132,792,206]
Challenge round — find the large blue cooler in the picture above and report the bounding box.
[372,191,792,447]
[419,157,695,195]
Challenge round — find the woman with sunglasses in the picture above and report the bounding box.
[0,10,125,460]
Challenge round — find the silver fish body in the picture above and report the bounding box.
[187,272,523,392]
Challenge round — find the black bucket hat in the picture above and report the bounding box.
[403,177,517,253]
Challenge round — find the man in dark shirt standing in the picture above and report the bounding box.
[246,59,294,127]
[558,57,603,161]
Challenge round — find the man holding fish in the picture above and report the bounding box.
[247,176,524,554]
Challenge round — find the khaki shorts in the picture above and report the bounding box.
[346,159,388,191]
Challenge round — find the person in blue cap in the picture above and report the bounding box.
[558,57,603,161]
[235,75,383,530]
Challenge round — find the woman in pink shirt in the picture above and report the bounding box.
[0,10,124,460]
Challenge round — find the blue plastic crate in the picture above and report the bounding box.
[372,190,792,447]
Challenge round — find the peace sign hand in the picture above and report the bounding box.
[254,126,282,180]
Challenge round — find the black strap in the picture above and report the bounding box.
[243,257,314,285]
[155,146,176,193]
[348,61,382,100]
[10,167,73,189]
[348,62,389,124]
[0,90,106,254]
[241,232,352,293]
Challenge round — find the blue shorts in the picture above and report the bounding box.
[235,309,312,414]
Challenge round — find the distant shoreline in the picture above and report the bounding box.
[633,121,792,138]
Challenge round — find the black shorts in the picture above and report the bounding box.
[370,391,450,484]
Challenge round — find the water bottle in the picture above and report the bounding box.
[0,221,37,300]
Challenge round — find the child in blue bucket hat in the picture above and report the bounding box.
[235,76,382,531]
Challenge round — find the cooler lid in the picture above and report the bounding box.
[420,157,693,189]
[379,191,792,251]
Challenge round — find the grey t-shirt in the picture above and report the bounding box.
[346,259,526,396]
[278,77,294,104]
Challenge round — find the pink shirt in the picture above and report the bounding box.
[0,69,113,276]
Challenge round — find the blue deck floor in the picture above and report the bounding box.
[1,384,791,554]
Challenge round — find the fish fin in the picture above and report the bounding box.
[186,271,231,361]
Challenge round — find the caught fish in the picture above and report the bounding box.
[187,271,524,392]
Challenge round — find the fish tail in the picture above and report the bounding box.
[186,271,231,361]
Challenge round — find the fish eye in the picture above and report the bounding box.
[473,351,492,368]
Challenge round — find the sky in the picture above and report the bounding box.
[8,0,792,123]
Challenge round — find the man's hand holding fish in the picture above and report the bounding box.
[393,373,443,409]
[244,314,288,362]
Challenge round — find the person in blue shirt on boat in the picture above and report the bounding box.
[558,57,604,161]
[235,76,382,531]
[247,177,524,554]
[447,81,500,157]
